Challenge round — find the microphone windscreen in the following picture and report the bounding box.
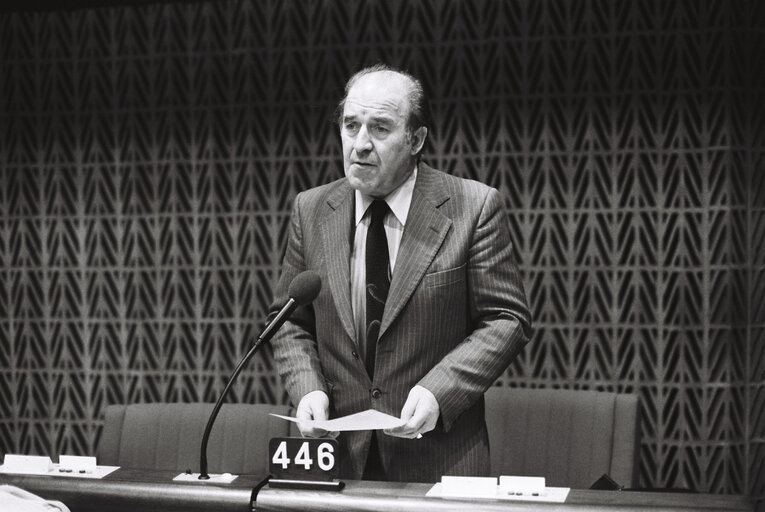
[288,271,322,306]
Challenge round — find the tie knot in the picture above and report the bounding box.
[369,199,389,224]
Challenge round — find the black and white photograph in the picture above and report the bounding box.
[0,1,763,511]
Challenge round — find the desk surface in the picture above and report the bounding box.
[257,480,753,512]
[0,469,753,512]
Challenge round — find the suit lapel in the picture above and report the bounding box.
[321,181,357,343]
[379,165,452,338]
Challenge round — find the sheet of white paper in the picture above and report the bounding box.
[270,409,406,431]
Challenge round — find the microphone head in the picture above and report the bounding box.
[288,271,322,306]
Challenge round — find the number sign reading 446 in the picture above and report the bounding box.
[268,437,340,481]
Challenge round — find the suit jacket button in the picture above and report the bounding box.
[352,351,359,359]
[371,388,382,399]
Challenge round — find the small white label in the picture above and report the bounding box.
[499,475,546,496]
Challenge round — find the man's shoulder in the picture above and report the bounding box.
[419,163,496,202]
[294,176,351,209]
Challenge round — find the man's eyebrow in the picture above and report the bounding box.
[369,114,396,125]
[342,113,396,124]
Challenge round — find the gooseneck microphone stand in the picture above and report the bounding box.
[198,294,301,479]
[197,270,321,480]
[198,333,269,480]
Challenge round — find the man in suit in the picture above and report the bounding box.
[268,64,531,482]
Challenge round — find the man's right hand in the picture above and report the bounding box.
[295,390,338,438]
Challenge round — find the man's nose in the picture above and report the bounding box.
[353,125,373,153]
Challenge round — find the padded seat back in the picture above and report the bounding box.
[485,387,640,489]
[98,403,297,475]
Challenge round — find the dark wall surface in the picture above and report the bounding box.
[0,0,763,505]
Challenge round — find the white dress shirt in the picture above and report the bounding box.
[350,167,417,355]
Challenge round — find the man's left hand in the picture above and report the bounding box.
[383,385,440,439]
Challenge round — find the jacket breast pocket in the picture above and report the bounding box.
[423,263,466,288]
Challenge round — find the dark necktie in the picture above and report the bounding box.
[365,199,390,379]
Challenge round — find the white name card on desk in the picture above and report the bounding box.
[427,475,570,503]
[0,454,119,479]
[58,455,97,474]
[441,476,498,498]
[0,455,52,475]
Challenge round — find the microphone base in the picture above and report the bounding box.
[173,472,238,484]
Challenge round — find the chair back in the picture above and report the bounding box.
[484,387,640,488]
[97,402,297,475]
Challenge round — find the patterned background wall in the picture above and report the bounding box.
[0,0,763,506]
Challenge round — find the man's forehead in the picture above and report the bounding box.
[343,98,401,119]
[344,71,410,116]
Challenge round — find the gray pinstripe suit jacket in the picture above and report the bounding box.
[269,164,531,482]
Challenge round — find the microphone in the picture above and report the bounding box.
[198,271,322,480]
[259,270,322,343]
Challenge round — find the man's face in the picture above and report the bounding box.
[341,72,421,198]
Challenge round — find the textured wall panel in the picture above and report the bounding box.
[0,0,762,506]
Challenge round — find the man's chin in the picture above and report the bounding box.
[346,170,378,193]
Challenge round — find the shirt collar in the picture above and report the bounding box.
[354,166,417,226]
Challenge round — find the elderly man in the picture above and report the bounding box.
[268,64,531,482]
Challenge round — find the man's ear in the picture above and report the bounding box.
[410,126,428,155]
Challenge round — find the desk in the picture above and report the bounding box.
[0,469,262,512]
[0,470,753,512]
[257,481,753,512]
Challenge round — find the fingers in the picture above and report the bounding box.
[300,426,338,438]
[399,393,418,423]
[297,420,327,437]
[386,397,426,438]
[296,390,331,438]
[296,416,328,437]
[389,406,429,438]
[384,385,440,439]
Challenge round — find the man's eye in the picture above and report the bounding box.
[373,126,389,135]
[345,122,359,133]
